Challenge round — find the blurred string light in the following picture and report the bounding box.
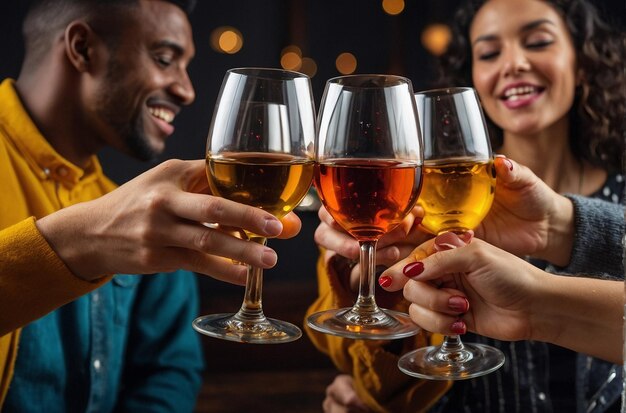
[382,0,405,15]
[280,45,302,70]
[210,26,243,54]
[336,52,357,75]
[280,45,318,78]
[421,23,452,56]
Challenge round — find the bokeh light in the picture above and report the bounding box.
[336,52,357,75]
[382,0,405,15]
[421,23,452,56]
[300,57,318,78]
[210,26,243,54]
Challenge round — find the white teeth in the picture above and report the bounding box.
[504,86,538,99]
[148,107,175,123]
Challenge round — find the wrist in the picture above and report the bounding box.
[36,203,104,282]
[535,194,575,266]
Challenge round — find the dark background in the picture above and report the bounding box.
[1,0,623,183]
[1,1,623,412]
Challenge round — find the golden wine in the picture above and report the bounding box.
[315,159,422,241]
[206,152,314,219]
[419,158,495,234]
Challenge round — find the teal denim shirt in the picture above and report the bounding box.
[3,270,204,412]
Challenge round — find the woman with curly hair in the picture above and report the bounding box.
[309,0,625,412]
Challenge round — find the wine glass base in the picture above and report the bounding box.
[306,307,420,340]
[192,313,302,344]
[398,343,505,380]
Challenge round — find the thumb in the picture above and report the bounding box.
[494,155,542,191]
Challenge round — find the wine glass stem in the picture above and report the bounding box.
[234,236,267,323]
[353,240,381,314]
[441,335,465,353]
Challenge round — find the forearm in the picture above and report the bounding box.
[532,274,623,364]
[540,195,624,277]
[536,193,575,266]
[562,195,625,277]
[0,218,110,335]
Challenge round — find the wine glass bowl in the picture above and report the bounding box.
[193,67,315,344]
[397,87,505,379]
[307,74,423,340]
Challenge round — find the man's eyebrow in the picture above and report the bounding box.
[472,19,555,46]
[153,40,185,55]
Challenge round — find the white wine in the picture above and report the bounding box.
[207,152,314,219]
[419,158,496,234]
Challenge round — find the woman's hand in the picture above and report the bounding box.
[378,232,541,341]
[475,156,575,265]
[315,205,431,291]
[323,374,372,413]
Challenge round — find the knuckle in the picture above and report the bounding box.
[195,228,216,251]
[202,197,226,221]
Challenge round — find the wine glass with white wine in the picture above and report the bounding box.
[397,87,505,379]
[192,67,315,344]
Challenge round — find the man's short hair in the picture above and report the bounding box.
[22,0,195,65]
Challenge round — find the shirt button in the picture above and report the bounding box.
[57,166,69,177]
[93,359,102,371]
[537,392,546,401]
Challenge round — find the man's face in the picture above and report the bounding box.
[93,0,195,161]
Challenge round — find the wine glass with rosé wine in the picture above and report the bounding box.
[307,74,423,340]
[193,68,315,344]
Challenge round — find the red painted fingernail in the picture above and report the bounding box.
[378,275,392,288]
[451,319,467,334]
[403,262,424,278]
[448,296,470,313]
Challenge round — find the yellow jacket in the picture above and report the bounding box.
[305,250,452,412]
[0,79,112,405]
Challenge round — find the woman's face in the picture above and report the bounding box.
[469,0,577,136]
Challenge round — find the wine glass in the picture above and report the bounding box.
[192,67,315,344]
[306,74,423,340]
[397,87,505,379]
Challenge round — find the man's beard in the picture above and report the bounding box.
[94,58,161,162]
[123,116,158,162]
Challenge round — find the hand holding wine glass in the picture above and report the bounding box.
[192,67,315,344]
[306,74,423,340]
[396,87,505,379]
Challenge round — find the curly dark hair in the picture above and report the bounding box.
[437,0,626,173]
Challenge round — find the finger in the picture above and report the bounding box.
[180,159,212,194]
[403,279,468,317]
[326,375,370,411]
[408,302,466,336]
[377,225,411,248]
[178,249,249,285]
[322,396,348,413]
[127,246,249,286]
[411,238,493,281]
[377,238,437,291]
[374,245,401,267]
[168,192,285,238]
[158,221,280,269]
[433,230,473,252]
[494,155,540,191]
[277,212,301,239]
[315,222,360,259]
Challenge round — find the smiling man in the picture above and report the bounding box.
[0,0,301,412]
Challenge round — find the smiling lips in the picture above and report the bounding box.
[500,84,544,109]
[148,105,176,135]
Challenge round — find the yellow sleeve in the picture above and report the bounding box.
[0,217,112,335]
[304,249,451,413]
